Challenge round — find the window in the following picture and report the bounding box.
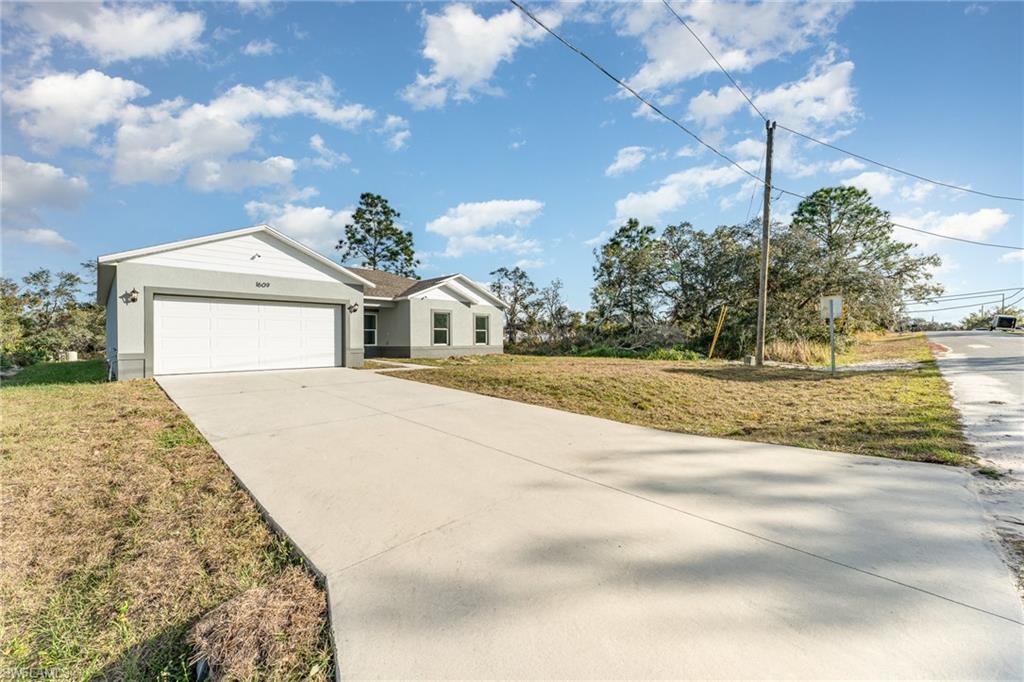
[474,314,489,345]
[432,311,450,345]
[363,312,377,346]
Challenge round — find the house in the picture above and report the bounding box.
[96,225,506,379]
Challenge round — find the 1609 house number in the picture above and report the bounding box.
[256,281,271,288]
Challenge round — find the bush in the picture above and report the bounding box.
[575,345,703,361]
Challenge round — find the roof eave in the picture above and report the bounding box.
[95,224,376,289]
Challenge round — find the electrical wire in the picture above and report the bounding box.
[511,0,1024,251]
[1003,290,1024,309]
[660,0,767,122]
[904,286,1024,303]
[509,0,764,186]
[776,124,1023,203]
[903,299,1005,314]
[744,147,767,223]
[655,1,1023,202]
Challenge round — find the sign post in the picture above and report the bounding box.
[819,296,843,377]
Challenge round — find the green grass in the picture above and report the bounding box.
[1,365,332,679]
[1,359,107,387]
[396,335,973,466]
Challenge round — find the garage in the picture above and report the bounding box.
[97,225,377,380]
[153,295,341,375]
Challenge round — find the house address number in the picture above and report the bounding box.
[256,281,271,288]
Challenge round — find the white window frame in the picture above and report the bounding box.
[474,314,489,345]
[432,310,451,346]
[364,311,378,347]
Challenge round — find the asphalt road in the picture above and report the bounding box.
[927,330,1023,469]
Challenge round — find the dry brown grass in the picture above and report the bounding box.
[766,332,933,365]
[397,335,971,466]
[1,361,332,680]
[191,566,327,680]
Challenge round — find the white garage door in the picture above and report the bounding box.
[153,295,340,375]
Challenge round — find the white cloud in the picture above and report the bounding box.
[17,3,204,63]
[676,144,700,158]
[687,86,747,125]
[244,200,353,251]
[515,258,545,269]
[842,171,897,198]
[426,199,543,257]
[613,162,750,224]
[751,52,857,131]
[113,77,375,187]
[3,70,149,152]
[1,155,88,250]
[605,146,649,177]
[617,2,850,95]
[964,3,990,16]
[242,39,278,56]
[401,3,559,109]
[187,156,296,192]
[899,181,935,203]
[999,251,1024,263]
[212,26,240,41]
[2,155,89,211]
[890,208,1013,249]
[827,158,865,173]
[4,228,76,251]
[377,114,411,151]
[308,134,350,169]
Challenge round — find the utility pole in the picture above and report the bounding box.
[1001,293,1005,313]
[754,120,776,367]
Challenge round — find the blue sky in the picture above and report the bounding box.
[2,1,1021,321]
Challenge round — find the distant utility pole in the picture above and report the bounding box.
[754,120,776,367]
[1001,293,1005,313]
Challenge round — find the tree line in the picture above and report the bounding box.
[0,186,1001,369]
[2,265,105,368]
[491,186,945,359]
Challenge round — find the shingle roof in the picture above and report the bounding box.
[348,267,458,299]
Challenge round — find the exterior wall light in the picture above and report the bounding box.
[129,288,139,302]
[347,303,359,313]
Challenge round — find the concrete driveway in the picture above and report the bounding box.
[158,368,1023,679]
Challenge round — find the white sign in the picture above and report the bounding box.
[819,295,843,320]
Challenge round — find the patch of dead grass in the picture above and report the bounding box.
[191,566,329,680]
[1,370,332,679]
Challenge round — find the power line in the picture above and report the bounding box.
[903,299,1004,314]
[904,286,1024,303]
[744,147,766,223]
[511,0,1024,251]
[655,1,1023,203]
[659,0,767,122]
[1004,290,1024,309]
[508,0,763,186]
[883,221,1024,249]
[776,124,1023,203]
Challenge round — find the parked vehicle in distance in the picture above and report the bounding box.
[990,314,1017,331]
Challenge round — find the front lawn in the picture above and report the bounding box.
[1,362,332,680]
[396,335,972,466]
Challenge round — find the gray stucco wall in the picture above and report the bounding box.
[407,298,504,357]
[368,300,411,350]
[107,261,365,379]
[364,298,504,359]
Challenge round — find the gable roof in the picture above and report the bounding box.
[348,267,506,308]
[347,267,428,299]
[96,224,376,302]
